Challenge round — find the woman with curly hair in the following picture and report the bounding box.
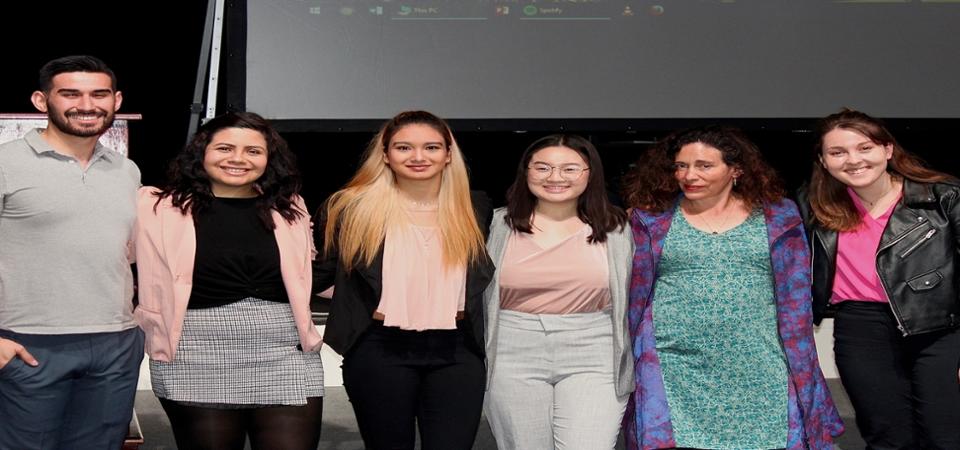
[621,126,842,450]
[314,110,493,449]
[134,112,323,449]
[800,108,960,449]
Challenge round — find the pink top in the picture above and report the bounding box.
[378,218,466,331]
[499,226,611,314]
[831,187,901,304]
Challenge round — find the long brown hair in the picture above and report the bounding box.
[808,108,952,231]
[622,125,784,213]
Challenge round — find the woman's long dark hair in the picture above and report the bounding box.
[808,108,953,231]
[622,125,785,213]
[505,134,626,243]
[155,111,303,229]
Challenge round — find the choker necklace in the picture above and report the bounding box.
[406,198,438,211]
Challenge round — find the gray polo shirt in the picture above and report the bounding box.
[0,129,140,334]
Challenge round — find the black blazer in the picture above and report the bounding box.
[313,191,495,356]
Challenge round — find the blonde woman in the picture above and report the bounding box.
[313,111,494,449]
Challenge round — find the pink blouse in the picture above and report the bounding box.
[378,219,466,331]
[832,187,901,304]
[499,226,611,314]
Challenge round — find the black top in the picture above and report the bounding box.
[189,197,288,309]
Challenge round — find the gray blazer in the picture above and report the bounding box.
[483,208,636,397]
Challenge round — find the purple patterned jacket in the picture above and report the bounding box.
[624,198,843,450]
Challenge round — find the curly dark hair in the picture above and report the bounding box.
[505,134,626,243]
[155,111,303,229]
[622,125,784,213]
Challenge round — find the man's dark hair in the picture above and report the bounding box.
[38,55,117,92]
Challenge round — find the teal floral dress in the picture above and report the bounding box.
[652,208,788,449]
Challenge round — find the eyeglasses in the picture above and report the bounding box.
[528,163,590,181]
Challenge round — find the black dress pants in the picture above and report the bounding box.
[341,322,485,450]
[834,301,960,450]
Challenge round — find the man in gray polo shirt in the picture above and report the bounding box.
[0,55,144,449]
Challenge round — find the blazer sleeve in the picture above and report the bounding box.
[471,190,493,240]
[311,202,339,294]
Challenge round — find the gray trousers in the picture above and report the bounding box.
[484,310,628,450]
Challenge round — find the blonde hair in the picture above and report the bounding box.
[323,111,485,271]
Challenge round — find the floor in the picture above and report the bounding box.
[132,321,863,449]
[133,379,863,449]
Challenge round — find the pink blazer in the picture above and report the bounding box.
[133,187,323,362]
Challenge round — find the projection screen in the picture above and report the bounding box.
[245,0,960,121]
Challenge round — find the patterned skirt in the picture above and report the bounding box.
[150,297,323,407]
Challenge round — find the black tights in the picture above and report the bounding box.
[159,397,323,450]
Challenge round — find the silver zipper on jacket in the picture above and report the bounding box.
[899,229,937,258]
[874,263,908,336]
[875,218,929,336]
[876,219,928,253]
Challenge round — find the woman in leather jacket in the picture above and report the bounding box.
[801,108,960,449]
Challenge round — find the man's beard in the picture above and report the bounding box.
[46,103,116,138]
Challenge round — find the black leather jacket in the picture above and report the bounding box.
[799,179,960,336]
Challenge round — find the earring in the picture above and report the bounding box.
[733,177,738,187]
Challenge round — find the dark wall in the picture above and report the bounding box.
[286,126,960,215]
[0,1,208,189]
[3,2,957,218]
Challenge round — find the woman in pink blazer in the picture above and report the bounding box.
[134,112,323,450]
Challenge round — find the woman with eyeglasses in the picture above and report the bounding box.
[799,108,960,449]
[621,126,842,450]
[483,135,634,449]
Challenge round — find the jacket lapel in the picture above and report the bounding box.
[159,202,196,282]
[354,234,492,302]
[358,249,384,296]
[763,199,803,247]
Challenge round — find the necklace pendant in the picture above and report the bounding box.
[712,231,719,235]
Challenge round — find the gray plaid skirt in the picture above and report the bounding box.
[150,297,323,407]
